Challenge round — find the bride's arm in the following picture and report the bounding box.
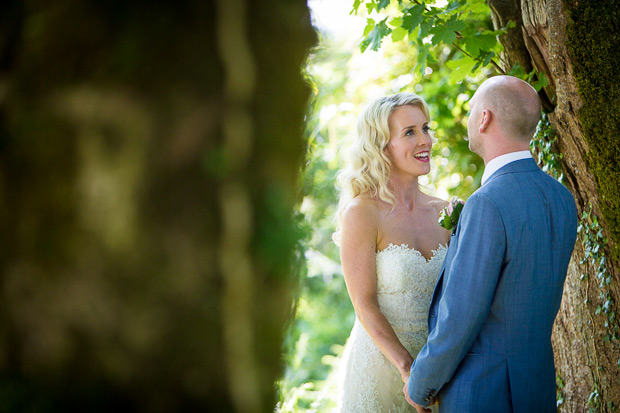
[340,198,413,382]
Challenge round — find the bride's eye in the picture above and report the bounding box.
[405,128,414,136]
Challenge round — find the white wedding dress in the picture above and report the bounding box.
[337,243,447,412]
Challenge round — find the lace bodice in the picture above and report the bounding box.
[337,243,447,412]
[376,243,447,349]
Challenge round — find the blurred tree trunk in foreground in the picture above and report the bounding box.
[490,0,620,410]
[0,0,314,411]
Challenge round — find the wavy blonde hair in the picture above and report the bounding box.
[333,92,431,243]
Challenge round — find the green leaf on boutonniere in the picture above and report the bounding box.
[438,197,465,231]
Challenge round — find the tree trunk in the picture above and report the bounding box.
[0,0,315,412]
[489,0,620,410]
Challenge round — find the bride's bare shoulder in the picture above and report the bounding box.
[342,195,381,222]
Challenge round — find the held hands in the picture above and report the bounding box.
[402,375,437,413]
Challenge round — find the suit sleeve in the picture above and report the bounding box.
[408,192,506,405]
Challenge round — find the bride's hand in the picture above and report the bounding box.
[402,381,432,412]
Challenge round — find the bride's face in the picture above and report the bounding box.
[386,105,432,178]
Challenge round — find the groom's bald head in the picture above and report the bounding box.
[475,76,542,142]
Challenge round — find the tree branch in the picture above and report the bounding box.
[451,41,506,74]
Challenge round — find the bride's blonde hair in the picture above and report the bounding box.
[333,92,431,244]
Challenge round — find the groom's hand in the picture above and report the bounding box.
[402,381,432,413]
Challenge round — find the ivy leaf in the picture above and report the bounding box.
[361,18,392,52]
[402,4,425,33]
[508,63,526,78]
[533,72,549,91]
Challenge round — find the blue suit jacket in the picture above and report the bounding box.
[408,158,577,412]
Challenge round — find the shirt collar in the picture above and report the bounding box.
[481,150,533,185]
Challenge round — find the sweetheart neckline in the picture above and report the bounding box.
[376,242,448,263]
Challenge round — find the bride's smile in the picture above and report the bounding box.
[386,104,433,179]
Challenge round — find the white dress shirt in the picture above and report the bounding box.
[481,150,533,185]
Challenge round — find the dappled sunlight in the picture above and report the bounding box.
[279,0,492,410]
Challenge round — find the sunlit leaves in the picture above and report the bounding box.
[391,26,407,42]
[357,0,504,77]
[361,18,391,51]
[402,4,425,33]
[377,0,390,11]
[429,20,459,46]
[446,57,476,83]
[359,0,391,14]
[352,0,363,14]
[463,32,497,58]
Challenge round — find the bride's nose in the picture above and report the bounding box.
[417,134,431,148]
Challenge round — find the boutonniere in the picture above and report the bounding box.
[438,197,465,233]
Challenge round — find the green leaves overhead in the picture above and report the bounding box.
[430,16,465,46]
[402,4,425,32]
[355,0,507,76]
[463,32,497,58]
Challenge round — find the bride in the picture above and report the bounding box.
[335,92,450,412]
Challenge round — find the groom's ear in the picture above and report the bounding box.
[479,109,492,133]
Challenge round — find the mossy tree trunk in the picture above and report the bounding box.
[0,0,315,412]
[489,0,620,410]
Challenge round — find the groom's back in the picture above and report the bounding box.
[478,164,577,348]
[476,161,577,409]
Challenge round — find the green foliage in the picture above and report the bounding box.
[556,371,565,407]
[588,382,602,412]
[508,64,549,93]
[530,113,564,182]
[578,203,620,371]
[354,0,509,77]
[438,198,464,231]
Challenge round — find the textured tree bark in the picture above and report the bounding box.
[0,0,315,412]
[489,0,620,410]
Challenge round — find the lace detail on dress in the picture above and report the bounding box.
[337,244,447,412]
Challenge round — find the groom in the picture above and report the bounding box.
[404,76,577,412]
